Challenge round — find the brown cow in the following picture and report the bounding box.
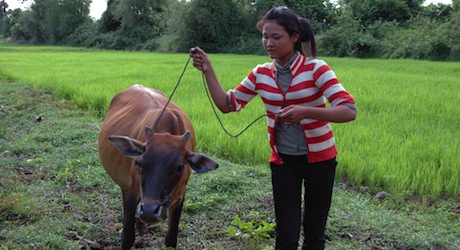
[98,84,218,249]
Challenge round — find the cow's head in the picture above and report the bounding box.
[108,126,218,223]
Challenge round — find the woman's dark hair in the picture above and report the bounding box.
[256,6,317,58]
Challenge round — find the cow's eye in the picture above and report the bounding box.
[176,164,184,173]
[135,160,144,174]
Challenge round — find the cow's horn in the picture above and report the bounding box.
[145,126,154,138]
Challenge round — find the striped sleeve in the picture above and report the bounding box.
[227,66,260,111]
[313,60,355,107]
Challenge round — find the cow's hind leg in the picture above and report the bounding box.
[165,199,184,248]
[121,191,138,250]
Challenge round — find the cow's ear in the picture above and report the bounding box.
[182,131,191,143]
[108,135,146,158]
[187,152,219,173]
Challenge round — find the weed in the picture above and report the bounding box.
[226,215,276,241]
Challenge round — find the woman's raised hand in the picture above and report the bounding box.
[189,47,210,73]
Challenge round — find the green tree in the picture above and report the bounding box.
[284,0,339,32]
[177,0,243,53]
[88,0,173,50]
[345,0,423,26]
[49,0,91,43]
[2,8,22,37]
[98,0,120,33]
[420,3,453,22]
[318,5,379,57]
[20,0,91,44]
[113,0,169,44]
[233,0,262,35]
[447,0,460,60]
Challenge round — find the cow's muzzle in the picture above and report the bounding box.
[135,195,170,223]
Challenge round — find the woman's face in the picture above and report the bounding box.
[262,21,298,66]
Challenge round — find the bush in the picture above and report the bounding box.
[380,16,459,61]
[318,18,374,57]
[380,29,420,59]
[317,6,370,58]
[318,11,460,61]
[226,33,266,55]
[142,38,160,52]
[90,31,131,50]
[66,20,98,47]
[154,34,182,53]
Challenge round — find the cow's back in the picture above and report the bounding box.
[98,84,195,190]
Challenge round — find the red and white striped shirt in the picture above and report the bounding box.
[227,54,355,164]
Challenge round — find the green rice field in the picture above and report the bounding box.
[0,46,458,201]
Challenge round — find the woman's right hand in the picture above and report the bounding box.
[188,47,231,113]
[189,47,210,73]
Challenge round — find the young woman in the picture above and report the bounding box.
[190,6,356,250]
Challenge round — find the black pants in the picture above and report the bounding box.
[270,154,337,250]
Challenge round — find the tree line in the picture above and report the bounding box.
[1,0,460,61]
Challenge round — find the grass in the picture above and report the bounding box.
[0,46,459,199]
[327,57,460,200]
[0,81,459,249]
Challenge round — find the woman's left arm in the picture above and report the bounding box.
[279,60,357,124]
[279,105,356,125]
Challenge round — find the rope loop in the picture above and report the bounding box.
[153,54,270,138]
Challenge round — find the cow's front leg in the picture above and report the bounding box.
[165,199,184,248]
[136,217,147,236]
[121,191,138,250]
